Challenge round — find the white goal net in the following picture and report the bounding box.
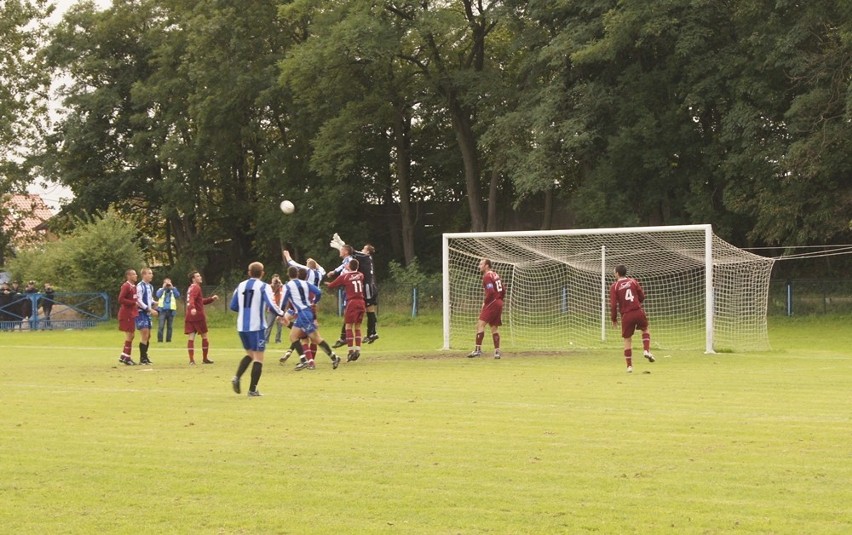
[442,225,775,353]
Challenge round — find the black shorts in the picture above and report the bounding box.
[364,283,378,307]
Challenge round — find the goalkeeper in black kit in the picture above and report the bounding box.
[328,233,380,347]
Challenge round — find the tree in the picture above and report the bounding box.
[7,209,145,293]
[0,0,52,191]
[721,0,852,244]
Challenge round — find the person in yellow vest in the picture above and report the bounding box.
[156,277,181,342]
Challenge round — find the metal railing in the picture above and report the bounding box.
[0,292,110,331]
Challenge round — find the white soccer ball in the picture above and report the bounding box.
[279,200,295,215]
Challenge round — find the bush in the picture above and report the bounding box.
[7,209,145,293]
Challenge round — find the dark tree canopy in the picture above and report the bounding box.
[4,0,848,279]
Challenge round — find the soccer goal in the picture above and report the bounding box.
[442,224,775,353]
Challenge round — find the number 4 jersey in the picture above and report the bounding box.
[609,277,645,322]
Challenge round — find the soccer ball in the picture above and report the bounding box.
[279,200,295,215]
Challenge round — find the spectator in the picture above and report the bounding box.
[23,280,37,330]
[0,282,12,331]
[9,281,24,331]
[265,274,284,343]
[39,282,55,330]
[155,278,181,342]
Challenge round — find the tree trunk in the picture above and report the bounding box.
[393,107,416,265]
[540,188,553,230]
[486,167,499,231]
[448,99,485,232]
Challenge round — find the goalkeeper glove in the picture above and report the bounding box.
[329,232,346,251]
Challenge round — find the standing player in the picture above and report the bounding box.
[184,270,219,365]
[281,266,341,371]
[135,267,159,365]
[467,258,506,359]
[117,269,139,365]
[230,262,286,397]
[327,258,366,362]
[609,264,655,373]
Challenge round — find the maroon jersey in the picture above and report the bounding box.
[328,270,366,302]
[482,270,505,306]
[117,281,138,321]
[185,282,214,322]
[610,277,646,322]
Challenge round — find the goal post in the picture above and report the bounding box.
[442,224,775,353]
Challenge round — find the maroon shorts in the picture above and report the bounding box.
[118,317,135,333]
[344,300,366,325]
[184,319,208,335]
[479,300,503,326]
[621,309,648,338]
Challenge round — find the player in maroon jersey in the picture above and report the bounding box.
[117,268,139,365]
[184,271,219,365]
[327,259,366,362]
[609,264,655,373]
[467,258,506,359]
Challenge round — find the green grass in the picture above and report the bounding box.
[1,315,851,533]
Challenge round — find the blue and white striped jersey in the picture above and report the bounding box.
[136,281,155,312]
[229,278,284,332]
[330,255,354,278]
[281,279,322,313]
[287,259,326,287]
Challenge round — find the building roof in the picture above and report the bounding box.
[2,194,55,242]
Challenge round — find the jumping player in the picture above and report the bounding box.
[609,264,655,373]
[327,258,366,362]
[281,266,341,371]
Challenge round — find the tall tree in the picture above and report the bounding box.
[0,0,52,190]
[721,0,852,244]
[386,0,510,232]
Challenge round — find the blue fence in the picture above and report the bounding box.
[0,292,110,331]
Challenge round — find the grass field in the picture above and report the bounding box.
[1,315,851,534]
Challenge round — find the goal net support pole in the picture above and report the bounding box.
[442,224,773,353]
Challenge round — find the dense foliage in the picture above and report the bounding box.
[7,209,145,292]
[3,0,850,280]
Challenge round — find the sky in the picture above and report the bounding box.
[28,0,111,210]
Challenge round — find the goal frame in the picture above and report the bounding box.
[442,224,716,353]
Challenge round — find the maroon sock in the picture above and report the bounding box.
[624,349,632,367]
[475,331,484,347]
[202,339,210,360]
[642,333,651,352]
[492,332,500,350]
[123,341,132,358]
[187,340,195,362]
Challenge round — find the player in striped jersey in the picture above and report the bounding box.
[135,267,159,365]
[282,248,326,287]
[230,262,286,397]
[280,265,341,371]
